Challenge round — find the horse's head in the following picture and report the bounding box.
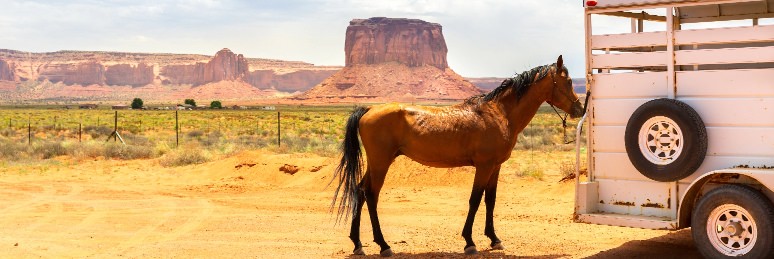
[545,55,584,118]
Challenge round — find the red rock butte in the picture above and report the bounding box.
[346,17,448,69]
[0,48,339,102]
[300,17,481,102]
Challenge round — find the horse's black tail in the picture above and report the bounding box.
[330,106,369,223]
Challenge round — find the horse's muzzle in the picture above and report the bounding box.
[570,100,584,118]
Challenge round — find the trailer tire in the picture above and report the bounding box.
[692,185,774,259]
[624,98,707,182]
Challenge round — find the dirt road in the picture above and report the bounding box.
[0,151,702,258]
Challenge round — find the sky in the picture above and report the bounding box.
[0,0,588,78]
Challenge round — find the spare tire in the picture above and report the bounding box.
[624,98,707,182]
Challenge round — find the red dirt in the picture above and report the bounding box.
[0,150,702,258]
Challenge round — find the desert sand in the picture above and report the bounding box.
[0,150,701,258]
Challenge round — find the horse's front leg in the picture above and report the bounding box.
[484,166,504,250]
[461,164,496,255]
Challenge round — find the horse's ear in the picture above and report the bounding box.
[556,55,563,69]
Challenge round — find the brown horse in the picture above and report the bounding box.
[331,56,583,256]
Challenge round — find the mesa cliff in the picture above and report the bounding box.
[0,48,338,103]
[345,17,448,69]
[299,17,481,102]
[160,48,249,85]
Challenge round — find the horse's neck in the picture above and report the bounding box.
[499,80,551,135]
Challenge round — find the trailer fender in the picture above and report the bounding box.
[678,169,774,228]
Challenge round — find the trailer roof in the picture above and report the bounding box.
[586,0,761,8]
[587,0,774,23]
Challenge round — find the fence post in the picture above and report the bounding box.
[54,115,57,130]
[175,110,179,148]
[113,111,118,142]
[277,111,280,146]
[28,118,31,145]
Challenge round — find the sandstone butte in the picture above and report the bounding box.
[298,17,483,102]
[0,48,339,103]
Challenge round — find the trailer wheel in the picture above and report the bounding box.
[692,185,774,259]
[624,98,707,182]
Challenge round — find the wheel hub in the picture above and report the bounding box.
[724,221,744,237]
[639,116,683,165]
[707,204,757,255]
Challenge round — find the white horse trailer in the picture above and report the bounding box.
[577,0,774,257]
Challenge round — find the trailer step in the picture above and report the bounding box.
[576,213,678,230]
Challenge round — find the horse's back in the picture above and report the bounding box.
[358,103,491,167]
[358,103,412,139]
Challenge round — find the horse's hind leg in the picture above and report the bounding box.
[484,166,504,250]
[349,176,367,255]
[363,158,393,256]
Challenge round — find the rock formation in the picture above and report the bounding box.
[0,59,14,81]
[105,63,154,87]
[244,70,337,92]
[161,48,249,86]
[466,77,507,91]
[0,48,339,102]
[38,61,106,86]
[300,17,481,102]
[346,17,448,69]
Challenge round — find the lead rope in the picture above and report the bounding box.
[548,71,573,144]
[550,90,592,145]
[550,104,572,144]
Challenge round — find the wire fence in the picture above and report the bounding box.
[0,108,348,156]
[0,106,585,163]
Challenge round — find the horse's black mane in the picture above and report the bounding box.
[465,63,568,105]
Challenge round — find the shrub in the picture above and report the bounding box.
[159,149,210,167]
[516,164,545,180]
[0,128,15,137]
[104,143,154,160]
[201,131,222,147]
[33,141,69,159]
[0,139,30,161]
[85,125,113,139]
[187,130,205,138]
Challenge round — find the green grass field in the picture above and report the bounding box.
[0,104,585,168]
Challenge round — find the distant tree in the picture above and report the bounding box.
[184,99,196,107]
[210,100,222,109]
[131,98,143,109]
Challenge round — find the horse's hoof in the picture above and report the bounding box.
[353,247,365,255]
[464,246,479,255]
[380,248,394,257]
[491,242,505,250]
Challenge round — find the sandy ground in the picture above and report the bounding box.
[0,150,702,258]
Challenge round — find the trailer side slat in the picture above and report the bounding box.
[675,46,774,65]
[592,51,668,68]
[591,31,666,49]
[675,24,774,45]
[677,69,774,97]
[593,72,668,98]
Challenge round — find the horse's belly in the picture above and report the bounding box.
[399,144,472,168]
